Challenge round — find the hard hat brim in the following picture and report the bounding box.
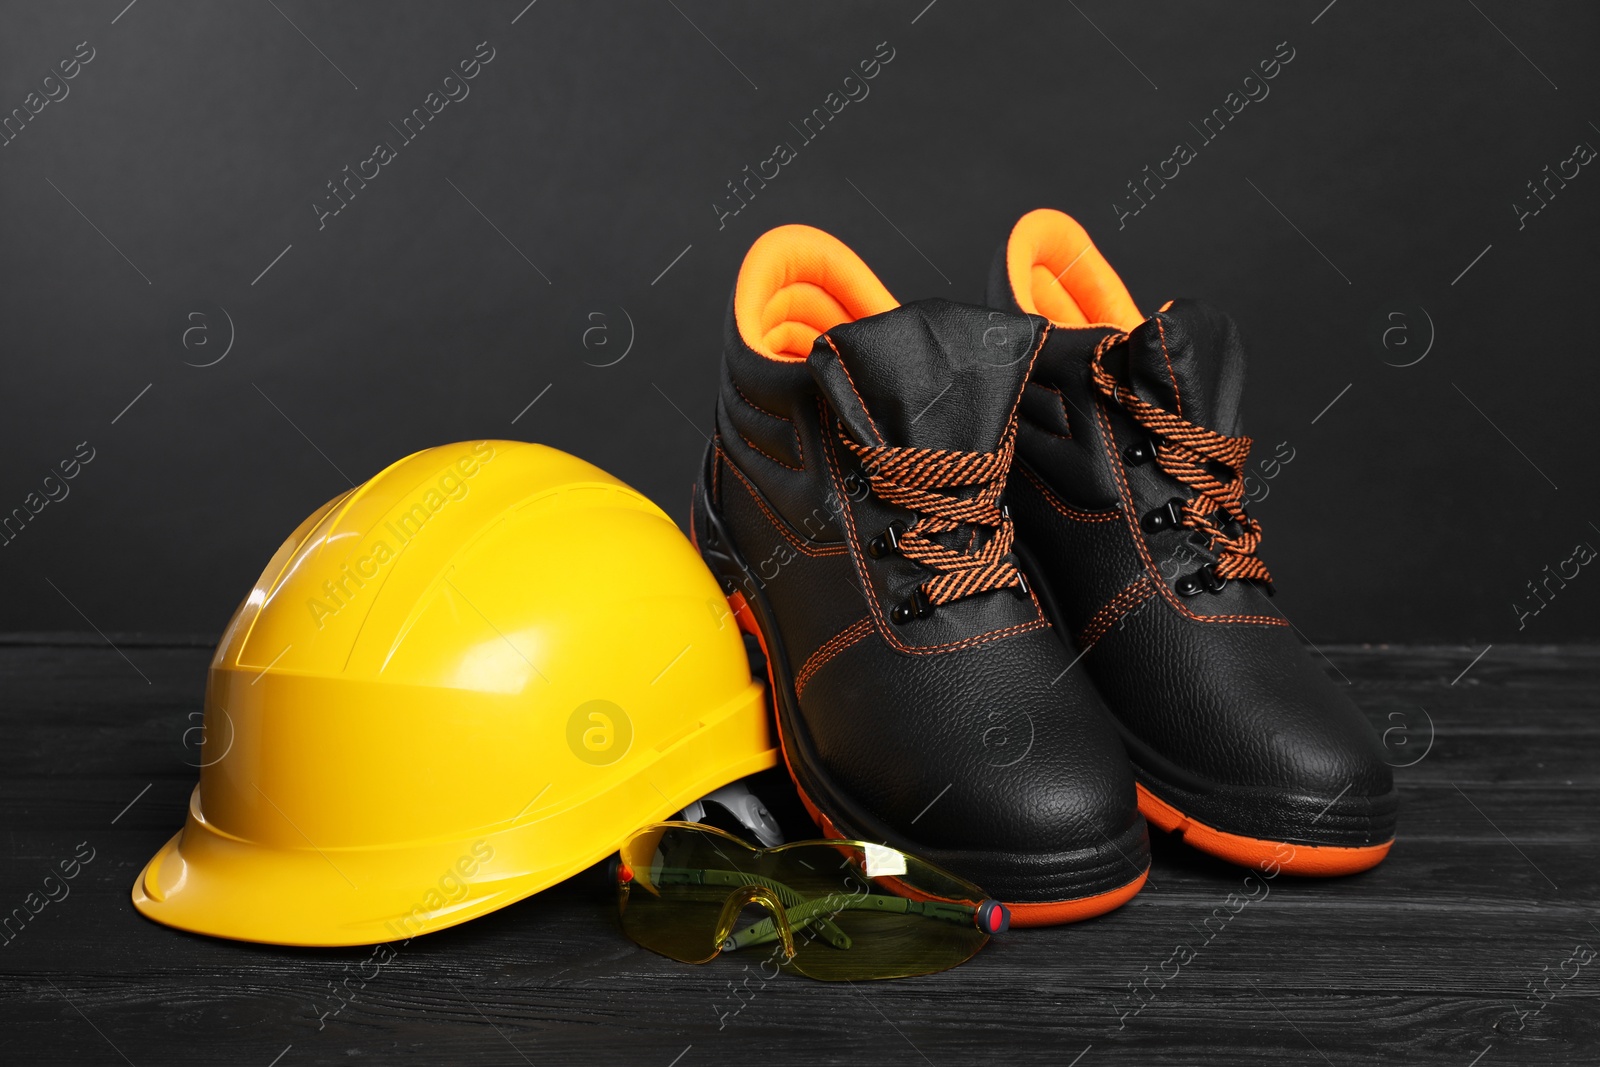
[131,685,776,947]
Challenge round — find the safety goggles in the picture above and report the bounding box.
[616,822,1008,981]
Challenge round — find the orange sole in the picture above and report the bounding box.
[1136,783,1393,877]
[1006,868,1147,926]
[727,587,1148,925]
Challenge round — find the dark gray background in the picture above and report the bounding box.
[1,0,1594,643]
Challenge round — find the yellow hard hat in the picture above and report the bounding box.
[132,440,775,946]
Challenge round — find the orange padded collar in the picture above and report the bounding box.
[1005,208,1141,331]
[735,224,898,360]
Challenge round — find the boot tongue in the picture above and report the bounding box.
[807,298,1042,452]
[1122,299,1248,437]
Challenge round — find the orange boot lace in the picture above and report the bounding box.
[1089,332,1272,588]
[839,426,1026,616]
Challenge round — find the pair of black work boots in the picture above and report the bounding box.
[691,209,1396,924]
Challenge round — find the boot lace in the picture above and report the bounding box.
[839,426,1024,609]
[1090,333,1272,586]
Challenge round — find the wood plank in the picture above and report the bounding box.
[1,642,1596,1064]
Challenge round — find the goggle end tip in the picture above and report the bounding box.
[976,899,1010,935]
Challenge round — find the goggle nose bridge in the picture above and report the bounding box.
[712,883,796,960]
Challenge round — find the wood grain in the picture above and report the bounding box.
[0,642,1595,1065]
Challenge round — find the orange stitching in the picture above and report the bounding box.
[1025,381,1075,440]
[822,320,1047,450]
[818,323,1050,610]
[795,617,874,697]
[717,445,846,557]
[1092,333,1268,586]
[838,424,1022,605]
[1056,323,1129,335]
[820,334,885,445]
[1011,321,1052,414]
[733,382,805,466]
[737,426,804,471]
[711,434,722,503]
[1077,584,1142,647]
[890,616,1048,655]
[733,381,793,425]
[1018,465,1119,523]
[1092,398,1286,628]
[821,399,1047,653]
[1075,576,1156,648]
[1154,315,1183,420]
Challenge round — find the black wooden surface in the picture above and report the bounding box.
[1,640,1597,1066]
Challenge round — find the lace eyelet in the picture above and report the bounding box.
[1123,439,1155,466]
[891,588,935,625]
[1176,564,1230,597]
[868,521,904,559]
[1140,498,1185,534]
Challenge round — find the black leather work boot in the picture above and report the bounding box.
[987,208,1397,876]
[691,223,1150,924]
